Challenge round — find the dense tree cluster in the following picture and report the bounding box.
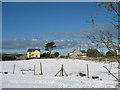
[87,49,103,57]
[106,51,117,57]
[40,52,60,58]
[2,54,16,61]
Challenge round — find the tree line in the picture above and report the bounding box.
[2,41,119,61]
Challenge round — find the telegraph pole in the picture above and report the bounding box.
[80,41,82,50]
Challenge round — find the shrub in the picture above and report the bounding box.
[60,55,69,58]
[87,49,103,57]
[54,52,59,57]
[106,51,117,57]
[40,52,50,58]
[2,55,16,61]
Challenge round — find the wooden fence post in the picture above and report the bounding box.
[87,64,89,78]
[61,64,64,76]
[22,70,24,75]
[40,62,43,75]
[55,64,68,76]
[34,65,35,75]
[13,64,15,74]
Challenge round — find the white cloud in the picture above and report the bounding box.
[44,23,118,39]
[32,39,38,41]
[2,39,79,50]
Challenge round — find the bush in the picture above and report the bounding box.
[50,54,55,58]
[54,52,59,57]
[40,52,50,58]
[41,52,60,58]
[60,55,69,58]
[87,49,103,57]
[2,55,16,61]
[106,51,117,57]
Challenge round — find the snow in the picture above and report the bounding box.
[0,75,1,89]
[0,59,118,88]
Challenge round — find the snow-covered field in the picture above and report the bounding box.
[0,59,118,88]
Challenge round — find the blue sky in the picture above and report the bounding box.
[2,2,117,55]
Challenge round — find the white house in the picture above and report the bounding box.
[116,49,120,56]
[27,49,40,59]
[69,49,87,58]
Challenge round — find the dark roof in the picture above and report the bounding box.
[80,50,86,53]
[70,49,76,53]
[27,49,40,52]
[70,49,86,53]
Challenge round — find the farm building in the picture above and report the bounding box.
[69,49,86,58]
[27,49,40,59]
[116,49,120,56]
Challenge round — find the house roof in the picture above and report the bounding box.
[70,49,77,53]
[27,49,40,52]
[70,49,86,53]
[80,50,86,53]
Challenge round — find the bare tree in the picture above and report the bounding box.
[97,2,119,16]
[85,2,120,82]
[86,2,119,58]
[86,30,118,51]
[97,2,120,29]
